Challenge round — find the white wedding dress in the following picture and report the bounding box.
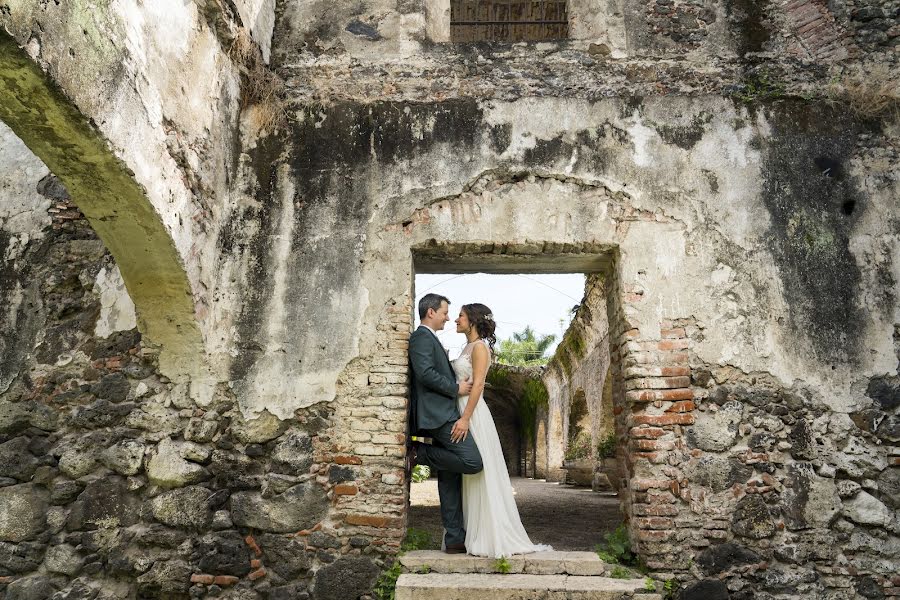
[451,339,552,558]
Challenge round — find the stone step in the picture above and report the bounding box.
[395,573,663,600]
[400,550,608,576]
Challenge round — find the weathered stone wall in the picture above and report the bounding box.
[1,0,899,598]
[542,275,614,484]
[0,128,379,599]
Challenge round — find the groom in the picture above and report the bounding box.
[408,293,483,554]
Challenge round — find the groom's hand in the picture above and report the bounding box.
[457,380,472,396]
[451,416,470,443]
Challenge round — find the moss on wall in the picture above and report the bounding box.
[0,31,203,378]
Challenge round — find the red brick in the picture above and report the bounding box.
[248,567,267,581]
[214,576,240,586]
[251,559,262,569]
[633,439,675,451]
[633,504,679,516]
[630,426,667,439]
[345,514,403,528]
[334,484,358,496]
[636,517,675,530]
[0,576,11,584]
[660,328,686,339]
[661,366,690,377]
[244,535,262,557]
[632,413,695,426]
[658,339,689,351]
[191,574,215,585]
[626,388,693,402]
[334,455,363,465]
[632,451,666,463]
[636,529,673,541]
[631,478,673,491]
[666,400,696,413]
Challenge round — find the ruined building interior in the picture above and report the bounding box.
[0,0,898,599]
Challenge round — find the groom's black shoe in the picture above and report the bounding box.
[445,543,467,554]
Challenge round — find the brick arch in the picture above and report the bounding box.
[0,32,204,379]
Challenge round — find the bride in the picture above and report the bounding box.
[449,302,552,558]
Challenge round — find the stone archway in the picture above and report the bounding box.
[0,31,203,378]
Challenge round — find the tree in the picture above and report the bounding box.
[496,326,557,366]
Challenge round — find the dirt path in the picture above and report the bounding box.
[408,477,624,551]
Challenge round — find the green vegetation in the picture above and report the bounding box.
[518,378,549,442]
[564,430,592,461]
[644,577,657,592]
[663,579,681,600]
[596,432,617,459]
[485,367,511,388]
[730,69,786,103]
[609,565,632,579]
[400,528,433,552]
[374,528,434,600]
[411,464,431,483]
[496,326,557,366]
[547,324,588,380]
[373,562,403,600]
[494,556,512,574]
[595,524,636,566]
[415,564,431,574]
[0,31,205,378]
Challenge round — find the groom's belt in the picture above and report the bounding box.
[410,435,434,445]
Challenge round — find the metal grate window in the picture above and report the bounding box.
[450,0,569,42]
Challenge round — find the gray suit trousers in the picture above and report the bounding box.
[418,420,484,547]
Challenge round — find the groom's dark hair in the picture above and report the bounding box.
[418,293,450,319]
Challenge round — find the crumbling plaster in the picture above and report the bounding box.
[230,95,897,420]
[1,1,246,379]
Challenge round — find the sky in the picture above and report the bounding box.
[414,273,586,359]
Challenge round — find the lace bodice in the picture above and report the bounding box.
[451,339,490,383]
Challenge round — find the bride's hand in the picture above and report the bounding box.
[451,417,470,443]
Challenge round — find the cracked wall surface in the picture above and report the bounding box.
[1,0,899,598]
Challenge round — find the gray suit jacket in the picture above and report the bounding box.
[408,326,460,431]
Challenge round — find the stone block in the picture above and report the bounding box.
[272,430,313,474]
[0,484,48,542]
[43,543,83,576]
[312,556,380,600]
[842,490,892,526]
[0,437,38,481]
[196,532,251,577]
[147,438,209,488]
[101,439,146,475]
[67,476,141,530]
[686,401,742,451]
[231,483,328,533]
[149,485,214,529]
[230,409,288,444]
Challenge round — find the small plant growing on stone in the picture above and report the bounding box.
[494,556,512,574]
[610,565,632,579]
[663,578,681,600]
[411,464,431,483]
[644,577,657,592]
[595,524,636,565]
[731,69,786,103]
[374,529,436,599]
[416,564,431,574]
[373,561,403,600]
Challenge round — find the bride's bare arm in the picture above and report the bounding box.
[451,343,489,442]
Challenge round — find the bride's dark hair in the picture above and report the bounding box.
[462,303,497,353]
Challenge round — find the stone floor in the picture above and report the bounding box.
[408,476,624,551]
